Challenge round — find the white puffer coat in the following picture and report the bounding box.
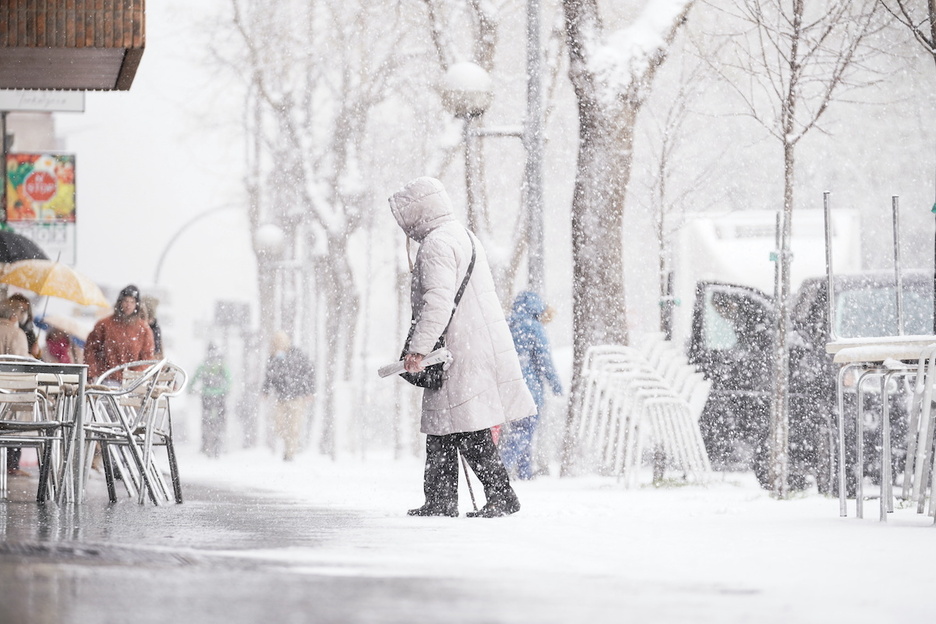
[389,177,536,435]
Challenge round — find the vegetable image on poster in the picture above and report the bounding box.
[5,153,76,222]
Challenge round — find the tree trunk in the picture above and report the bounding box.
[559,0,693,474]
[316,231,360,459]
[571,118,631,364]
[561,104,634,471]
[769,137,795,500]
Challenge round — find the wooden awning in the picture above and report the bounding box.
[0,0,145,91]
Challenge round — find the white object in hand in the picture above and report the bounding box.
[377,348,454,378]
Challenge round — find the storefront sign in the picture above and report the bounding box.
[0,90,85,112]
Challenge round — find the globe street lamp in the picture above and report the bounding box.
[441,61,494,119]
[253,222,287,259]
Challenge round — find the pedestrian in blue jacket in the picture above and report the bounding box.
[501,291,563,479]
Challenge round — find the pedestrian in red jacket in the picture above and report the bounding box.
[85,284,155,382]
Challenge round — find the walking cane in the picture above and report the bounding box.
[458,451,478,513]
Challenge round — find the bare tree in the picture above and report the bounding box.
[711,0,884,497]
[880,0,936,68]
[422,0,499,71]
[638,41,725,338]
[559,0,696,473]
[214,0,423,457]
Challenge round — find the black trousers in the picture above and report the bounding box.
[6,448,21,471]
[423,429,517,507]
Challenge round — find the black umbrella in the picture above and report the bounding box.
[0,230,48,263]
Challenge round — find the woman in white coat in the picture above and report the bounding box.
[390,176,536,518]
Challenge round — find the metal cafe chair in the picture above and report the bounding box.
[0,366,68,502]
[824,192,936,520]
[898,345,936,519]
[131,359,187,503]
[83,359,187,505]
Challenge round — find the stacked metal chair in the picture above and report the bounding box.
[83,359,187,505]
[570,336,712,486]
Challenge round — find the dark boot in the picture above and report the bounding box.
[408,434,459,517]
[465,491,520,518]
[458,429,520,518]
[407,502,458,517]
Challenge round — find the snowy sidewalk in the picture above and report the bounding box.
[173,446,936,624]
[3,442,935,623]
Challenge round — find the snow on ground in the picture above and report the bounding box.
[177,444,936,624]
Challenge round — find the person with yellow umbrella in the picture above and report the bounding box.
[0,259,125,380]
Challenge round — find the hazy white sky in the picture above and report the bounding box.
[54,1,255,375]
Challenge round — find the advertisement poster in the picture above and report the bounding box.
[5,153,76,222]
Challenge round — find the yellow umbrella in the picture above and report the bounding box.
[0,259,110,308]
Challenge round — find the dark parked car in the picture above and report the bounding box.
[687,271,934,493]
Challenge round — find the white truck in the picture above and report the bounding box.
[669,208,862,346]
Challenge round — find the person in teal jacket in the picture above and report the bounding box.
[190,343,232,458]
[502,291,563,479]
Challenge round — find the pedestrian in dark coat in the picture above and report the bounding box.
[501,291,563,479]
[262,331,315,461]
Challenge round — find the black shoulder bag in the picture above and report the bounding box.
[399,235,476,389]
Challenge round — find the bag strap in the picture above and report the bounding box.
[440,231,476,336]
[407,230,477,344]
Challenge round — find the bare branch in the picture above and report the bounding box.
[880,0,936,55]
[421,0,453,70]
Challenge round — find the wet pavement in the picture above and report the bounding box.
[8,455,933,624]
[0,474,499,624]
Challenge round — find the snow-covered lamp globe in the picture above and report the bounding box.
[441,61,493,119]
[254,223,287,259]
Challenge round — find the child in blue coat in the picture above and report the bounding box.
[501,291,563,479]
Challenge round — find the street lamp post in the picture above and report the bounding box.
[440,12,547,297]
[524,0,545,294]
[254,222,287,332]
[249,222,287,450]
[441,62,494,233]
